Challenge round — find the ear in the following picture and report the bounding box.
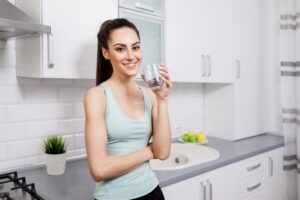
[101,48,110,60]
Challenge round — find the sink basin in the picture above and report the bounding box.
[150,143,220,171]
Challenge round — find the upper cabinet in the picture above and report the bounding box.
[204,0,269,140]
[15,0,118,79]
[119,0,165,80]
[165,0,234,83]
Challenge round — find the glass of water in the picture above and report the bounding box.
[143,63,164,90]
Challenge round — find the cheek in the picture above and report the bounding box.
[136,51,142,60]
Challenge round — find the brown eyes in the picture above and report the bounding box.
[115,46,140,53]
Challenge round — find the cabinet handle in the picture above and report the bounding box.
[207,180,212,200]
[247,182,261,192]
[201,55,206,77]
[246,163,261,172]
[236,60,240,79]
[201,182,206,200]
[47,33,54,68]
[269,157,273,177]
[206,55,212,77]
[134,3,155,12]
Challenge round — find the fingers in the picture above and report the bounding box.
[159,64,171,81]
[157,64,172,88]
[161,75,173,88]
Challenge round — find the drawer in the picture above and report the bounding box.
[237,172,267,200]
[236,154,267,180]
[245,190,267,200]
[119,0,164,16]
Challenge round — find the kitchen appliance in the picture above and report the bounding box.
[0,171,46,200]
[0,0,51,40]
[118,0,165,71]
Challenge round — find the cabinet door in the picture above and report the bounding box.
[232,0,265,138]
[165,0,204,83]
[42,0,118,79]
[266,147,283,200]
[162,175,203,200]
[205,163,237,200]
[119,9,164,75]
[201,0,234,83]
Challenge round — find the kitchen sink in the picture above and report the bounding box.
[150,143,220,171]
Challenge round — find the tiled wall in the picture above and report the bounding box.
[0,40,204,172]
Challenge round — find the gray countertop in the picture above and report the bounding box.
[19,133,284,200]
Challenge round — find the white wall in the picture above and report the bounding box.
[0,40,204,172]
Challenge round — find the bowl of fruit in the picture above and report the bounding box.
[178,131,208,144]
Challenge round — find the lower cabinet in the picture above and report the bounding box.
[162,147,283,200]
[162,162,237,200]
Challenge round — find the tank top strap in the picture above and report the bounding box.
[100,82,114,115]
[139,86,152,114]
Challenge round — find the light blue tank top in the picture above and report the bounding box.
[94,82,158,200]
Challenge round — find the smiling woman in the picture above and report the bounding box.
[84,18,172,200]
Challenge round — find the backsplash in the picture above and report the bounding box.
[0,40,204,172]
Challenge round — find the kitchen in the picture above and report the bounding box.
[0,0,297,199]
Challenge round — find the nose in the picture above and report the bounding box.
[126,49,135,60]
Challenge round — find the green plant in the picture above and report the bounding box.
[42,135,67,154]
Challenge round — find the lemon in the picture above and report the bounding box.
[185,131,196,137]
[196,133,206,143]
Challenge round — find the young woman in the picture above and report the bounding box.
[84,18,172,200]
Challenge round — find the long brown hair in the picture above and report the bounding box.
[96,18,140,86]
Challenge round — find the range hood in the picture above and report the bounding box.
[0,0,51,40]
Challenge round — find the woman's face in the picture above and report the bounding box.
[102,27,142,78]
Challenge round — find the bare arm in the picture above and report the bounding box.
[84,87,153,182]
[148,64,172,160]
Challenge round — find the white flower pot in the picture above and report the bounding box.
[45,153,66,175]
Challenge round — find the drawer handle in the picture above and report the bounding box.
[269,157,273,177]
[207,180,213,200]
[134,3,155,12]
[247,163,261,171]
[247,182,261,192]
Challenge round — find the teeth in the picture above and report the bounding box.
[124,63,136,67]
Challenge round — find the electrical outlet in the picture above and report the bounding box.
[173,125,182,137]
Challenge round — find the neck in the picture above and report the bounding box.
[107,72,138,90]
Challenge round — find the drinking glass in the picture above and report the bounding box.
[143,63,164,90]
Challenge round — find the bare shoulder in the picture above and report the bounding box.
[84,86,107,110]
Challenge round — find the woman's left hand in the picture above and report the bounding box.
[153,64,172,100]
[141,64,172,101]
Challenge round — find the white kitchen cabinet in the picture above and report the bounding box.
[162,147,283,200]
[163,162,237,200]
[15,0,118,79]
[204,0,266,140]
[165,0,203,83]
[204,163,237,200]
[165,0,233,83]
[162,174,203,200]
[199,0,234,83]
[266,148,283,200]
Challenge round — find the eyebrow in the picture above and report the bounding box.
[113,42,140,47]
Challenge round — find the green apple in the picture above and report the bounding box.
[189,135,197,143]
[181,135,190,142]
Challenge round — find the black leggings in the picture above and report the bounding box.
[94,185,165,200]
[131,185,165,200]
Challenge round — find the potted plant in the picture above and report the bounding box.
[42,135,67,176]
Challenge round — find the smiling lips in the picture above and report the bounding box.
[123,62,138,70]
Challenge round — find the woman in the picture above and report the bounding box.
[84,18,172,200]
